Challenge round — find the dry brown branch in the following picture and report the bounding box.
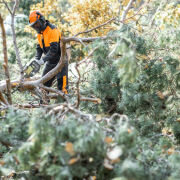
[0,90,9,106]
[14,104,52,109]
[51,103,94,122]
[39,84,69,103]
[37,40,67,85]
[0,13,12,104]
[80,97,101,104]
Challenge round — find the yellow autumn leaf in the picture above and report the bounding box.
[65,142,75,156]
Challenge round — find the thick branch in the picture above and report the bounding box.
[121,0,135,23]
[0,13,12,104]
[37,40,67,85]
[63,36,107,43]
[0,90,9,106]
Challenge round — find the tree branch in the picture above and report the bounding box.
[75,64,81,108]
[0,90,9,106]
[74,17,116,37]
[0,13,12,104]
[121,0,135,23]
[11,0,24,81]
[78,46,99,66]
[2,0,12,15]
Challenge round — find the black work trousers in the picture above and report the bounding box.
[42,61,68,93]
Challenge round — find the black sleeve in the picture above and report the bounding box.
[35,44,43,60]
[42,42,59,62]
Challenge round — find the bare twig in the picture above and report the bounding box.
[150,0,166,27]
[39,84,69,103]
[2,0,12,15]
[78,46,99,66]
[0,13,12,104]
[11,0,24,81]
[74,17,116,37]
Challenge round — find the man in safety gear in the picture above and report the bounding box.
[29,10,68,94]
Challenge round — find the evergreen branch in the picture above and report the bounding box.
[0,136,22,147]
[0,137,12,147]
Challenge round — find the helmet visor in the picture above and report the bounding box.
[30,20,41,31]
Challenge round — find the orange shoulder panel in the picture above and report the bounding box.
[49,28,61,43]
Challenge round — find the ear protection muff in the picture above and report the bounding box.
[36,12,46,23]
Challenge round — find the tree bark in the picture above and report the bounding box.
[0,13,12,105]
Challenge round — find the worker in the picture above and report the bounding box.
[28,10,68,94]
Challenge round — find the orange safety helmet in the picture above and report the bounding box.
[29,10,46,33]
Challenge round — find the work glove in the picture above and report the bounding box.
[35,58,45,66]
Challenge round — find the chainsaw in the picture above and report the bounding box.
[24,60,41,78]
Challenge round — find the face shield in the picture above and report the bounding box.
[29,19,46,33]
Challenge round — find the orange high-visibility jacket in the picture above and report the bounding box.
[35,21,61,64]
